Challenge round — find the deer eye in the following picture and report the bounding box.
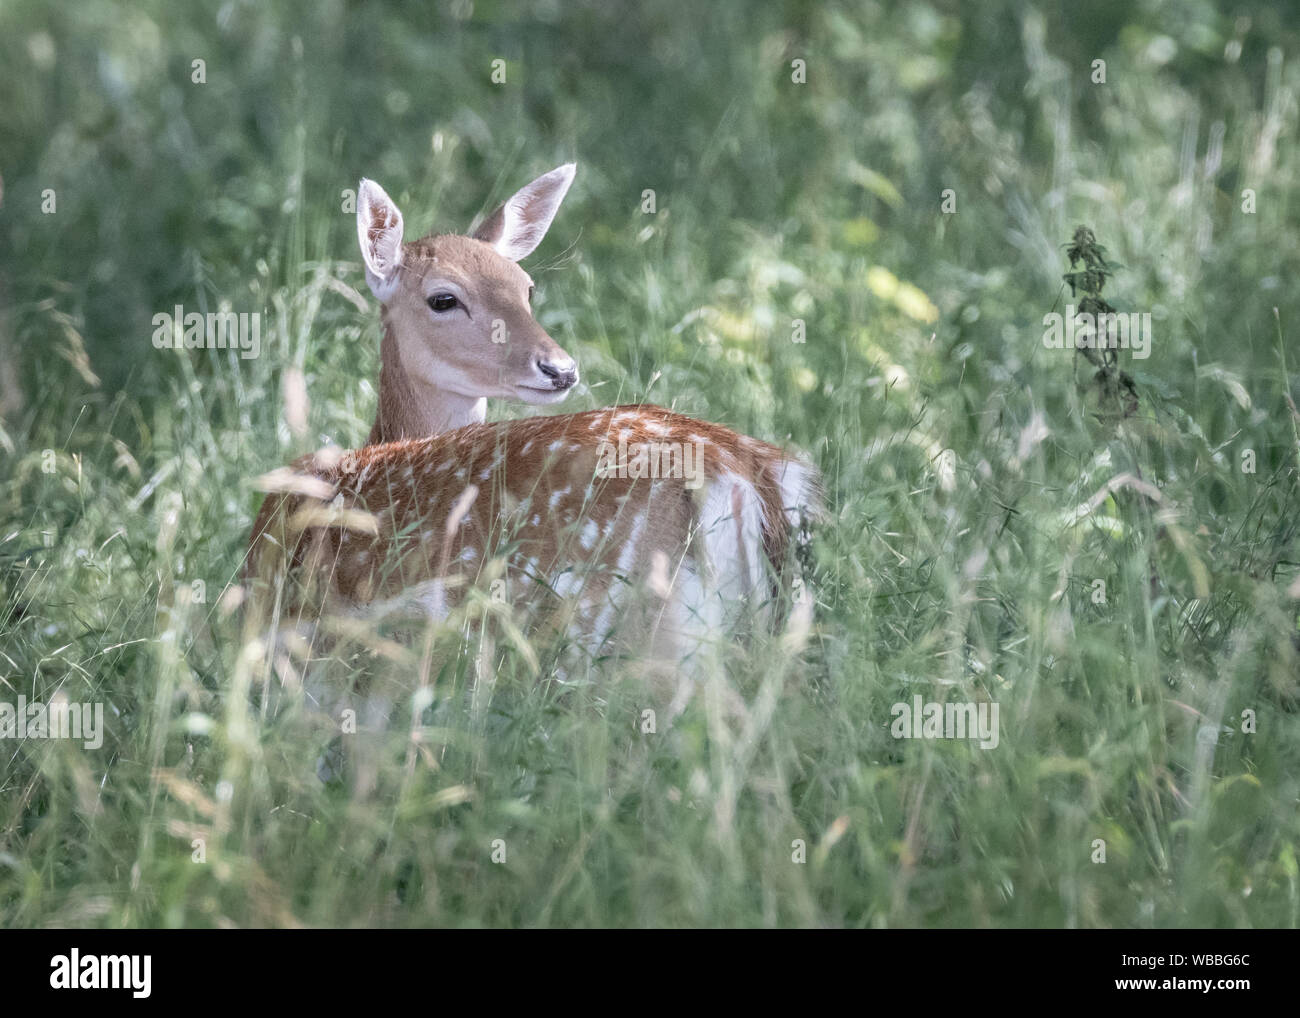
[528,285,536,303]
[428,293,459,313]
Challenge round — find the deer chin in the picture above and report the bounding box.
[514,384,573,405]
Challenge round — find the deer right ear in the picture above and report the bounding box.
[472,163,576,262]
[357,178,404,302]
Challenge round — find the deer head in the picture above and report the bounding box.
[357,164,579,443]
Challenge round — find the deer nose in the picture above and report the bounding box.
[536,356,578,390]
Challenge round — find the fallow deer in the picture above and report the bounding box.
[245,164,822,715]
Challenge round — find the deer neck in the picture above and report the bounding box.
[368,321,487,444]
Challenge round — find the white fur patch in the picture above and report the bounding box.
[349,578,448,623]
[550,570,584,600]
[697,471,765,601]
[774,457,820,537]
[617,512,647,575]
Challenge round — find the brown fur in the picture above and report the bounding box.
[245,405,809,623]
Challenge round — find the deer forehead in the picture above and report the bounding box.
[405,234,533,296]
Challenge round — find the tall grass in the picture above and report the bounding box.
[1,0,1298,927]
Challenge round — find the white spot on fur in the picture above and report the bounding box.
[617,512,647,574]
[350,578,448,623]
[551,570,584,600]
[591,592,619,645]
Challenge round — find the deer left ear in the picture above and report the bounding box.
[472,163,575,262]
[357,178,405,302]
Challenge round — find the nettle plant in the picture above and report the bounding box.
[1062,225,1139,417]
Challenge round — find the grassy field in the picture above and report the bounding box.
[1,0,1298,928]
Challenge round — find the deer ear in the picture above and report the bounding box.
[357,178,404,301]
[472,163,575,262]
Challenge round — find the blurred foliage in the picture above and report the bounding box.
[1,0,1299,927]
